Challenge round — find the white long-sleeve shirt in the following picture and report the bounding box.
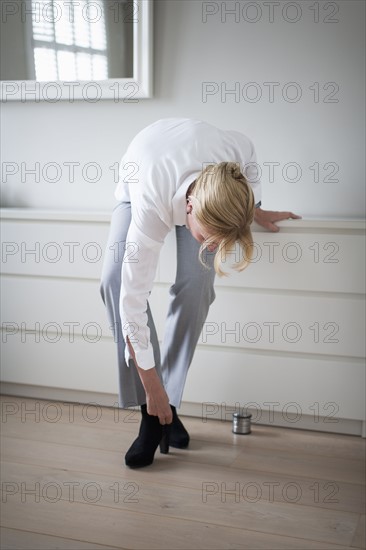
[115,118,261,370]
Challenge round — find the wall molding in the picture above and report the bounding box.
[1,383,364,437]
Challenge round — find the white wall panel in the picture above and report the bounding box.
[159,223,366,295]
[0,210,365,432]
[0,337,118,395]
[2,271,364,359]
[183,349,365,422]
[1,338,364,421]
[2,213,365,295]
[1,217,110,280]
[1,276,112,338]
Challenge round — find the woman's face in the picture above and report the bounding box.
[186,198,217,252]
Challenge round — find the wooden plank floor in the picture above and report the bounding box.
[0,395,365,550]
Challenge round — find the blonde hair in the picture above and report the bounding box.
[190,161,255,276]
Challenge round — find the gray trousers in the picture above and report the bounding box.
[100,201,216,409]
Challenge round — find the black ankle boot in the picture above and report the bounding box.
[170,406,190,449]
[125,405,170,468]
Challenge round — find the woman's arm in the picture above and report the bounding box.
[119,211,172,425]
[126,337,172,425]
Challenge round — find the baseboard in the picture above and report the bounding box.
[1,382,364,437]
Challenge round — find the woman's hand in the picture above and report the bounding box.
[126,336,172,425]
[145,385,172,425]
[254,208,301,232]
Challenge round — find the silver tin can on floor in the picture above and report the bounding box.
[232,413,252,435]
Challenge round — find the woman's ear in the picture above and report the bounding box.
[186,198,193,215]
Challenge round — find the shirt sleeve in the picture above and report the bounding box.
[119,218,169,370]
[118,153,172,371]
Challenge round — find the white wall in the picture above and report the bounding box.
[1,0,365,217]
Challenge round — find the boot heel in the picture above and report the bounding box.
[159,425,170,454]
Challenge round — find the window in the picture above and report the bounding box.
[31,0,108,81]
